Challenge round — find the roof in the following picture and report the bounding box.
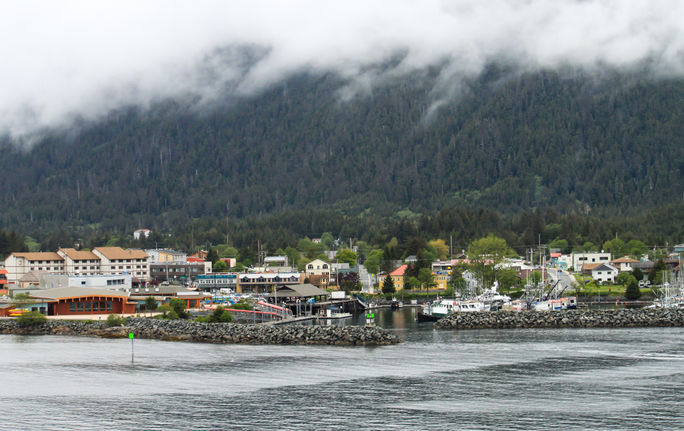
[268,284,330,298]
[30,287,130,300]
[11,252,63,261]
[19,270,48,283]
[94,247,149,260]
[550,253,562,258]
[592,263,617,272]
[581,263,600,272]
[611,256,639,263]
[390,264,408,276]
[59,248,99,260]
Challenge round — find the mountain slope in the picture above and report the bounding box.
[1,69,682,233]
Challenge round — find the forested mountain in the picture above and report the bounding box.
[0,68,682,241]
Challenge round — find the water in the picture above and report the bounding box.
[1,308,683,430]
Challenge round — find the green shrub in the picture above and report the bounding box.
[194,315,211,323]
[106,314,125,327]
[229,301,252,311]
[169,298,188,319]
[166,310,180,320]
[144,296,158,311]
[218,310,233,323]
[16,311,47,327]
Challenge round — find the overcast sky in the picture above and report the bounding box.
[1,0,682,138]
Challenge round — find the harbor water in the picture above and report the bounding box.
[1,307,683,430]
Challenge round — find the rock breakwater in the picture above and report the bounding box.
[0,318,400,346]
[435,308,684,330]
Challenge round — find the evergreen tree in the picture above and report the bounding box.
[624,278,641,300]
[382,274,395,294]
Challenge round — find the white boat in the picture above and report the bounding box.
[418,299,485,321]
[532,296,577,311]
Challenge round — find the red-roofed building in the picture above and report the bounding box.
[389,264,408,291]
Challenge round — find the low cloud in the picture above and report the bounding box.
[1,0,682,138]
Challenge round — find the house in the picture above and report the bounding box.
[581,263,600,276]
[133,229,152,240]
[433,271,449,290]
[610,256,640,272]
[571,252,611,271]
[92,247,150,280]
[305,259,330,287]
[388,264,408,291]
[591,263,619,284]
[673,244,684,254]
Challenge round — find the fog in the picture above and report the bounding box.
[1,0,682,138]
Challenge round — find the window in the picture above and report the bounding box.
[81,281,86,285]
[70,302,76,312]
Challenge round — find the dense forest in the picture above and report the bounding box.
[0,67,682,251]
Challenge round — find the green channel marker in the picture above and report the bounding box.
[129,333,134,339]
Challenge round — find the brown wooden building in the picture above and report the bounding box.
[30,287,136,316]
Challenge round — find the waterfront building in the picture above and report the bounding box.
[39,273,132,291]
[238,272,302,294]
[196,273,238,292]
[28,287,136,316]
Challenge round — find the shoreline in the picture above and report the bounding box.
[0,318,400,346]
[434,308,684,330]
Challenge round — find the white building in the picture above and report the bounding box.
[591,263,619,283]
[40,273,132,291]
[92,247,150,280]
[145,249,187,264]
[305,259,331,278]
[571,252,611,271]
[610,257,640,272]
[57,248,101,275]
[3,252,65,285]
[133,229,152,240]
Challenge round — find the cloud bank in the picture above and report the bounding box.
[1,0,682,137]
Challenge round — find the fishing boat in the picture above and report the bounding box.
[417,299,485,322]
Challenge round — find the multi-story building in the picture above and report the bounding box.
[196,273,238,292]
[145,249,187,264]
[150,261,212,282]
[93,247,150,280]
[305,259,330,286]
[57,248,101,275]
[3,252,65,285]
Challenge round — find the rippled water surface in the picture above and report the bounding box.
[1,308,683,430]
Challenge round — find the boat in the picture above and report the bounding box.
[532,296,577,311]
[417,298,485,322]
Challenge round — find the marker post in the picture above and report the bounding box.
[129,332,135,362]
